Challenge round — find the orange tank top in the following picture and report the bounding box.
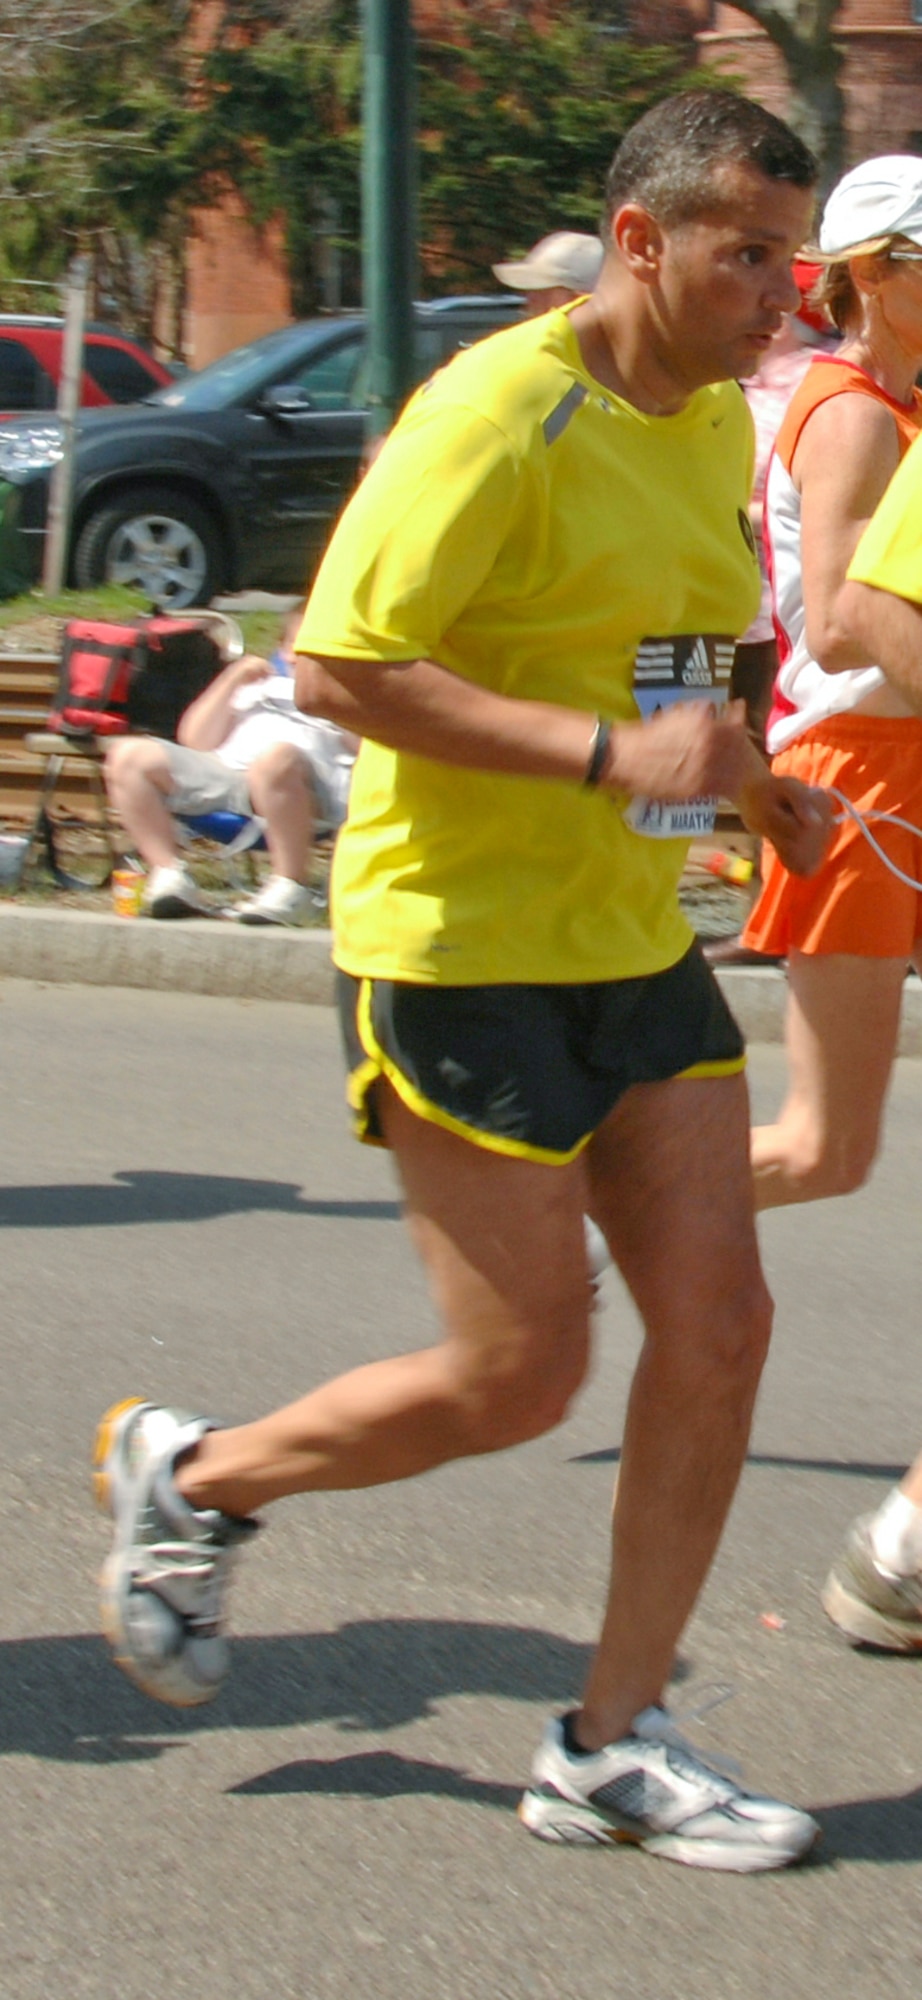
[774,355,922,474]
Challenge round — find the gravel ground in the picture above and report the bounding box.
[2,807,755,939]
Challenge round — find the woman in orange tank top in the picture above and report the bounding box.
[742,162,922,1218]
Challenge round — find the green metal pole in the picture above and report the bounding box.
[362,0,417,440]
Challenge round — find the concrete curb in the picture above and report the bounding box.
[0,904,336,1004]
[3,903,922,1052]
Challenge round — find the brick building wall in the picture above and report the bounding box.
[183,200,292,371]
[183,2,294,367]
[697,3,922,162]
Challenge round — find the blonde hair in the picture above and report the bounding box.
[811,235,909,333]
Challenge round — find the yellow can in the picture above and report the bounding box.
[112,867,145,918]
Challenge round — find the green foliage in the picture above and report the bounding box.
[415,17,697,288]
[0,2,704,329]
[194,28,364,314]
[0,2,197,324]
[193,5,703,303]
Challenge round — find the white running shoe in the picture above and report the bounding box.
[822,1514,922,1651]
[93,1398,256,1707]
[144,863,211,920]
[233,875,312,926]
[584,1217,610,1309]
[519,1707,818,1871]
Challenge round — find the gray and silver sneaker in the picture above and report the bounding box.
[519,1706,818,1872]
[92,1398,256,1706]
[821,1514,922,1652]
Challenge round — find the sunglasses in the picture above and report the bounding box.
[888,249,922,263]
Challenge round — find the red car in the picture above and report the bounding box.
[0,316,175,417]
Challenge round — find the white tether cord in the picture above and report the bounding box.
[826,784,922,893]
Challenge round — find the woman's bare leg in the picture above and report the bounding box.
[751,949,906,1210]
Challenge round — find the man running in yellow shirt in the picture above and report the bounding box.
[94,92,831,1872]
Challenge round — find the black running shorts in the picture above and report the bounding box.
[336,942,745,1164]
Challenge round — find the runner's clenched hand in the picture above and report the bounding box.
[603,699,751,803]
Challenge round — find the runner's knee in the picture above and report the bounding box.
[451,1322,591,1454]
[780,1120,880,1200]
[659,1269,773,1393]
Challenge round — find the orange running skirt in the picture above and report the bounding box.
[743,713,922,959]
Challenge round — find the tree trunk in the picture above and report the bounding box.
[774,31,847,192]
[711,3,847,193]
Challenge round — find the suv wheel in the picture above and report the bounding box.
[74,485,225,609]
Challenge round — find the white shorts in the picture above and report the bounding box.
[163,740,348,836]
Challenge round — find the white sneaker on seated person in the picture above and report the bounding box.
[144,863,211,920]
[232,875,312,927]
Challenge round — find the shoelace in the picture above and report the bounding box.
[650,1683,742,1789]
[827,785,922,893]
[135,1535,237,1633]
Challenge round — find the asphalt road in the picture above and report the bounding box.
[1,982,920,2000]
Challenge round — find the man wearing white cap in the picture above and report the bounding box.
[493,229,604,315]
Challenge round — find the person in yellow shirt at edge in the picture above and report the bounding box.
[93,92,832,1873]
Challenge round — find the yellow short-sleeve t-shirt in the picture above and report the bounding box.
[298,307,759,985]
[848,426,922,605]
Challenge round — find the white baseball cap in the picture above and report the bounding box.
[492,231,604,293]
[818,155,922,256]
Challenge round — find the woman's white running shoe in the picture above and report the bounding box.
[519,1706,818,1871]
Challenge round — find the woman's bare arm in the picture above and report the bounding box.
[793,391,902,673]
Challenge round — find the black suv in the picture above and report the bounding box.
[0,297,521,608]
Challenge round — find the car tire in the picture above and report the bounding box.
[73,485,226,609]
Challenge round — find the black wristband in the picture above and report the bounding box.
[583,717,611,789]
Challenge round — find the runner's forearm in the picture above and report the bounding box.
[838,580,922,712]
[295,650,746,800]
[295,651,607,784]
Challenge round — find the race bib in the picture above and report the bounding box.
[623,633,736,840]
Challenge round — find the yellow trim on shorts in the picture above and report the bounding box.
[354,978,589,1166]
[675,1055,747,1081]
[345,1047,390,1148]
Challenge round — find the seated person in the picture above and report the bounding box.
[104,614,357,924]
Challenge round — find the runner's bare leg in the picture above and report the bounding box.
[179,1070,770,1759]
[751,950,906,1209]
[176,1079,593,1509]
[577,1069,772,1749]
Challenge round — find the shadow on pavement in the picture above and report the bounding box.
[3,1624,919,1857]
[228,1749,522,1810]
[0,1619,592,1761]
[0,1172,402,1228]
[572,1446,909,1481]
[810,1788,922,1864]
